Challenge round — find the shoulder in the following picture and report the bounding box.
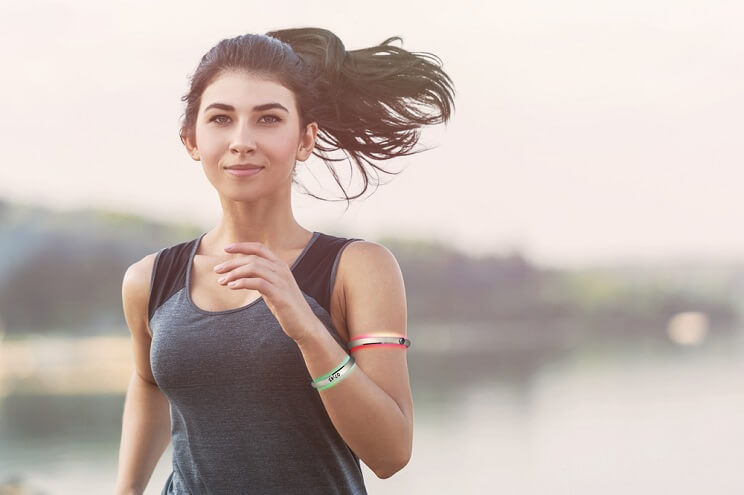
[340,239,400,268]
[337,240,406,331]
[122,251,160,334]
[122,235,195,295]
[339,240,403,289]
[122,236,199,320]
[123,252,159,297]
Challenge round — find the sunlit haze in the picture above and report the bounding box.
[2,0,742,268]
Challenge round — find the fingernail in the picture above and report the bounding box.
[218,277,226,283]
[213,264,224,271]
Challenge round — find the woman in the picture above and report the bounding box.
[115,27,454,495]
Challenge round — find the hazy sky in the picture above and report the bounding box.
[1,0,742,268]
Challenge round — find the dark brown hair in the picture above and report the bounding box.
[179,27,455,210]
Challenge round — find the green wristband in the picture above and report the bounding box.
[315,360,357,391]
[312,354,351,383]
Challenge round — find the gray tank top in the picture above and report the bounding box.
[147,230,367,494]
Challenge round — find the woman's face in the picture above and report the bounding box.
[187,70,316,201]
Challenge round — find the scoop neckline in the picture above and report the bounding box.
[185,230,321,316]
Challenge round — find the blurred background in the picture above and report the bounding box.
[1,0,744,493]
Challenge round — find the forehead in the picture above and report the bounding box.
[200,71,296,113]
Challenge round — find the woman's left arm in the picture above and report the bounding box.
[294,241,413,480]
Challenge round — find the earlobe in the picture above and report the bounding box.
[297,147,309,163]
[297,122,318,162]
[183,135,199,161]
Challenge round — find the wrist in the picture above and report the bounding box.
[293,317,325,349]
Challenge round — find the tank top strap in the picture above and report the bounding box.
[293,232,364,317]
[148,238,196,325]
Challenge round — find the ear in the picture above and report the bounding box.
[182,130,200,161]
[296,122,319,162]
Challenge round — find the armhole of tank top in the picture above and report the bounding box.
[147,248,166,327]
[328,238,364,309]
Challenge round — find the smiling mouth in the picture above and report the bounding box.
[226,167,263,177]
[225,164,264,170]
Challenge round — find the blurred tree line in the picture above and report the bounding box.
[0,198,739,344]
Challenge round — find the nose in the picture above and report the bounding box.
[229,120,257,155]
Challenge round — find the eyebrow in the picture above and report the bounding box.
[203,102,289,113]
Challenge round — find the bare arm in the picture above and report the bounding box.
[295,241,414,479]
[114,255,173,495]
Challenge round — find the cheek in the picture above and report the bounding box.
[196,127,224,158]
[262,129,299,162]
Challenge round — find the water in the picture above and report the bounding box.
[1,332,743,494]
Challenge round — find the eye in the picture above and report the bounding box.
[260,114,282,124]
[208,114,230,124]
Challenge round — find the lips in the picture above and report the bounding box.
[226,164,263,170]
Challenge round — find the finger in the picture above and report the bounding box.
[218,259,279,287]
[223,268,275,294]
[224,277,272,293]
[213,254,262,273]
